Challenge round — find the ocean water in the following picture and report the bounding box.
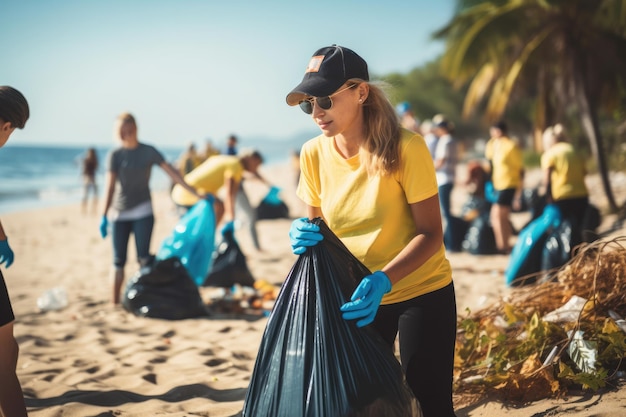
[0,142,296,215]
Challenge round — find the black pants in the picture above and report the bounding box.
[554,197,588,229]
[1,270,16,327]
[372,282,458,417]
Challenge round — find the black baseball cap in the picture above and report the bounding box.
[286,45,369,106]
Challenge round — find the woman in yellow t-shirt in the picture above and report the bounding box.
[484,120,524,254]
[286,45,457,417]
[541,124,589,230]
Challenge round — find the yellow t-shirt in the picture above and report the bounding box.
[171,155,243,206]
[297,129,452,304]
[485,136,523,190]
[541,142,588,201]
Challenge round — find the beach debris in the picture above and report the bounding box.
[200,279,280,315]
[454,235,626,407]
[542,295,588,323]
[566,330,597,373]
[609,310,626,334]
[37,287,68,312]
[542,345,559,366]
[496,353,561,403]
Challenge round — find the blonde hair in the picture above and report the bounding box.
[542,123,566,151]
[114,112,137,140]
[117,112,136,127]
[358,81,401,176]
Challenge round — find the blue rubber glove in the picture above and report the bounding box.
[99,216,109,239]
[340,271,392,327]
[0,239,15,268]
[221,220,235,236]
[289,218,323,255]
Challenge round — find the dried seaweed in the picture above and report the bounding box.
[454,236,626,406]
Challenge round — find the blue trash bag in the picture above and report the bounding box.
[505,204,562,287]
[484,181,498,204]
[264,186,283,205]
[256,186,289,219]
[157,199,216,286]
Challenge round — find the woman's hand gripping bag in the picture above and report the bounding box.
[242,218,421,417]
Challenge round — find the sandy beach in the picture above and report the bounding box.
[3,160,625,417]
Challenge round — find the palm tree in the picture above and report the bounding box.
[434,0,626,212]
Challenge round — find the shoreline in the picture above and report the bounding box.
[0,155,295,216]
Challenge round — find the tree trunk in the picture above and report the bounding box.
[572,68,619,212]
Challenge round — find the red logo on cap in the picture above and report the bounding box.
[305,55,324,73]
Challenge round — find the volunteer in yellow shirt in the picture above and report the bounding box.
[286,45,457,417]
[485,120,524,254]
[171,150,263,231]
[541,124,589,232]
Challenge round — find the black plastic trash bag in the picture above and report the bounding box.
[539,219,574,283]
[582,203,601,232]
[444,215,469,252]
[462,213,497,255]
[460,195,491,222]
[242,218,420,417]
[122,257,208,320]
[256,186,289,220]
[203,230,255,288]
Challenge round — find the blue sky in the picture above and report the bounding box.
[3,0,455,149]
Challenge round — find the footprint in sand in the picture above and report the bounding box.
[142,373,157,384]
[199,348,215,356]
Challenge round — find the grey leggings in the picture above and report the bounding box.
[112,215,154,268]
[235,185,260,250]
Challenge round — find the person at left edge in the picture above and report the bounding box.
[0,85,30,417]
[100,112,204,305]
[286,45,457,417]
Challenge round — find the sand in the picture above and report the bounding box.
[3,161,625,416]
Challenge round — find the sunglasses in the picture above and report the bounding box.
[299,84,357,114]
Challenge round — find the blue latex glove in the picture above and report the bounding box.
[289,217,323,255]
[0,239,14,268]
[99,216,109,239]
[221,220,235,236]
[341,271,392,327]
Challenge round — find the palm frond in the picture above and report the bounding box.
[462,63,496,118]
[484,25,555,119]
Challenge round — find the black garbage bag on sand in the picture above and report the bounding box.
[462,213,497,255]
[444,215,469,252]
[203,230,255,288]
[256,186,289,220]
[122,257,208,320]
[242,218,421,417]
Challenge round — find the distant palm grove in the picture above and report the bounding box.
[388,0,626,212]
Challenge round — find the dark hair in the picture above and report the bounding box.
[492,120,508,134]
[240,148,264,164]
[0,86,30,128]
